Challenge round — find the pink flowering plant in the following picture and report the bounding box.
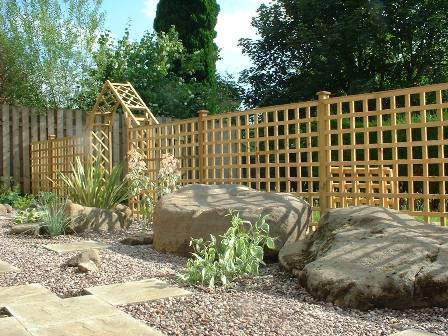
[127,149,181,226]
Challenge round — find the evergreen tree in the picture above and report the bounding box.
[154,0,219,84]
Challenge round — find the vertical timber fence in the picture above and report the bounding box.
[32,82,448,227]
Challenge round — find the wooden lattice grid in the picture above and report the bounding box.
[323,83,448,225]
[31,136,84,196]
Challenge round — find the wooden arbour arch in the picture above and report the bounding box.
[85,81,158,171]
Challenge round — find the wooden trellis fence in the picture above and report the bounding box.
[32,82,448,226]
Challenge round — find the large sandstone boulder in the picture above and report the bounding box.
[279,206,448,310]
[153,184,311,257]
[65,201,132,233]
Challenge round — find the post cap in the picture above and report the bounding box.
[316,91,331,98]
[48,134,56,140]
[197,109,209,115]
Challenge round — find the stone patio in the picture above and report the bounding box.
[0,316,31,336]
[43,240,109,253]
[85,278,191,306]
[0,260,20,274]
[0,279,193,335]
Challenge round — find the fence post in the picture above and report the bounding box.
[48,134,56,192]
[197,110,208,184]
[317,91,331,216]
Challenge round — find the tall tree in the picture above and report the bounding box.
[0,0,104,109]
[78,28,241,119]
[153,0,220,85]
[240,0,448,107]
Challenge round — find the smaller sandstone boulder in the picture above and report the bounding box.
[4,204,12,213]
[65,249,101,273]
[0,204,9,215]
[65,201,132,233]
[120,232,154,246]
[10,223,41,236]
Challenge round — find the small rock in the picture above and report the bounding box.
[4,204,12,213]
[78,260,99,273]
[10,223,40,236]
[120,232,154,246]
[65,249,101,270]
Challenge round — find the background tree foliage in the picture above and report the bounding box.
[154,0,220,85]
[240,0,448,107]
[0,0,104,109]
[78,28,240,118]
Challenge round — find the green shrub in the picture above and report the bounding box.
[13,194,35,210]
[41,198,69,237]
[181,211,276,288]
[34,192,57,207]
[14,208,43,225]
[59,157,129,209]
[0,191,21,206]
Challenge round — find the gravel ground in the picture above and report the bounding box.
[0,214,446,336]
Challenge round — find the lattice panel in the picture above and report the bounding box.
[329,166,397,208]
[31,136,84,196]
[128,120,200,215]
[203,103,321,212]
[325,83,448,225]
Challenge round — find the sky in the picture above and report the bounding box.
[102,0,269,77]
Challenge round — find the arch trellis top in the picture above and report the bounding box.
[85,81,158,171]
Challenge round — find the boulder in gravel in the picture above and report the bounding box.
[279,206,448,310]
[0,204,10,215]
[120,232,154,246]
[10,223,41,236]
[65,249,101,273]
[153,184,311,257]
[65,201,132,233]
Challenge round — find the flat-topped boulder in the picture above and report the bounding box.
[279,206,448,310]
[65,201,132,233]
[153,184,311,257]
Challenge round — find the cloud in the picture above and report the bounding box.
[141,0,269,76]
[141,0,158,27]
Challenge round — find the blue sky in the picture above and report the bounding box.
[102,0,268,77]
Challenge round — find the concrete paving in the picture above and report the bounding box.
[1,283,168,335]
[85,278,191,306]
[0,284,59,307]
[43,240,109,253]
[0,317,32,336]
[0,260,20,274]
[7,296,119,330]
[30,312,164,336]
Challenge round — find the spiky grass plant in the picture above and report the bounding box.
[59,157,128,209]
[41,197,69,237]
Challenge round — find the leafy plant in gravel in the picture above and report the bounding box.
[59,157,129,209]
[14,208,43,225]
[41,197,69,237]
[181,211,276,288]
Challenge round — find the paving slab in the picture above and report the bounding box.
[7,295,118,330]
[0,260,20,274]
[0,317,32,336]
[0,284,59,307]
[85,278,191,305]
[29,312,165,336]
[390,330,439,336]
[43,240,109,253]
